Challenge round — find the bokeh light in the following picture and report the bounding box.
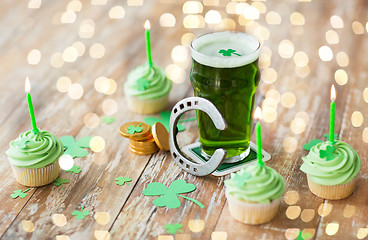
[283,137,298,153]
[285,228,300,240]
[95,212,111,225]
[205,10,222,24]
[109,6,125,19]
[53,214,67,227]
[290,12,305,25]
[102,99,118,115]
[357,228,368,239]
[72,41,86,57]
[281,92,296,108]
[160,13,176,27]
[334,69,348,86]
[91,0,107,5]
[343,205,356,218]
[90,136,106,152]
[50,52,64,68]
[301,209,315,223]
[171,45,188,63]
[318,203,333,217]
[79,19,95,38]
[286,206,301,220]
[226,2,237,14]
[127,0,143,6]
[243,6,260,20]
[330,15,344,28]
[326,223,339,236]
[363,88,368,103]
[67,0,82,12]
[61,10,76,24]
[181,33,195,47]
[89,43,105,59]
[211,232,227,240]
[284,190,299,205]
[28,0,41,9]
[84,113,100,129]
[165,64,186,84]
[293,51,309,67]
[182,1,203,14]
[21,220,35,232]
[27,49,41,65]
[266,11,281,25]
[278,40,294,58]
[336,51,349,67]
[59,154,74,170]
[63,46,78,62]
[295,65,310,78]
[56,76,72,93]
[325,30,339,44]
[362,128,368,143]
[351,111,363,127]
[352,21,364,34]
[183,15,205,29]
[188,220,205,232]
[318,46,333,61]
[68,83,84,100]
[261,68,277,84]
[94,231,110,240]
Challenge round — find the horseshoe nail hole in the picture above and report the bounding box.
[194,101,198,105]
[173,152,177,158]
[187,102,192,107]
[173,108,177,114]
[186,164,190,169]
[179,159,183,165]
[180,104,184,109]
[194,168,198,172]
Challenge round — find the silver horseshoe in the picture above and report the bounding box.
[169,97,227,176]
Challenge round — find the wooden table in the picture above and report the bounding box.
[0,0,367,239]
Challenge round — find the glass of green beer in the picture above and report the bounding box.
[190,31,260,162]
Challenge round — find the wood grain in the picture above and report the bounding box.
[0,0,367,239]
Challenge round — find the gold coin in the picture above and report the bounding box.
[129,145,159,155]
[120,122,151,141]
[129,141,158,151]
[152,122,170,151]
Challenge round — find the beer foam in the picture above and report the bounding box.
[191,32,260,68]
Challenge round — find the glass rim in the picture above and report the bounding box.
[190,31,261,66]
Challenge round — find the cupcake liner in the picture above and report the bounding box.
[307,175,357,200]
[225,192,281,225]
[126,94,169,114]
[11,161,60,187]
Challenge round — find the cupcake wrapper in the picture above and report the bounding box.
[126,94,169,114]
[225,192,281,225]
[11,161,60,187]
[307,175,357,200]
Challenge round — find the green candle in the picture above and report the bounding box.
[329,85,336,144]
[254,107,264,167]
[25,77,39,134]
[144,20,153,67]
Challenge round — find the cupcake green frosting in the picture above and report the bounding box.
[124,63,172,100]
[225,164,285,204]
[6,130,64,169]
[300,141,360,186]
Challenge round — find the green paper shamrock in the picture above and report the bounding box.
[164,223,184,234]
[303,139,323,151]
[15,138,30,149]
[60,136,92,158]
[101,116,116,124]
[10,188,31,199]
[218,49,241,56]
[72,205,90,220]
[127,123,143,134]
[319,145,336,161]
[144,111,185,132]
[65,165,81,174]
[115,176,132,186]
[142,179,204,209]
[53,178,70,189]
[232,172,251,186]
[137,79,150,91]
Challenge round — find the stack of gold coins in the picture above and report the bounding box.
[120,122,159,155]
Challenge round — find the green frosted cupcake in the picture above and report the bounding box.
[6,130,63,187]
[300,140,360,200]
[124,63,172,114]
[225,164,285,224]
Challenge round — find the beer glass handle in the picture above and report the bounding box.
[169,97,227,176]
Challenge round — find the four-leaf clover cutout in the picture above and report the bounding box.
[164,223,184,234]
[218,49,241,56]
[137,79,150,91]
[60,136,92,158]
[126,124,143,134]
[72,205,90,220]
[53,178,70,189]
[319,145,336,161]
[10,188,31,199]
[115,177,132,186]
[65,165,82,174]
[142,179,204,209]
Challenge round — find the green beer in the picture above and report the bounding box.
[190,32,260,161]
